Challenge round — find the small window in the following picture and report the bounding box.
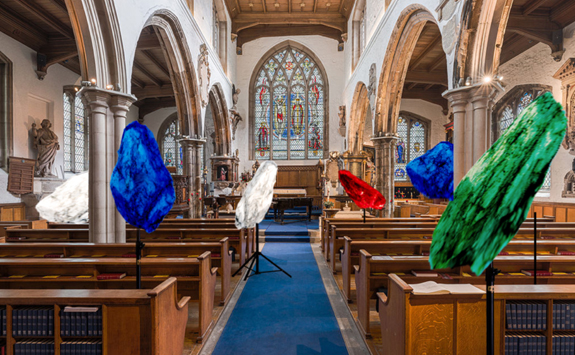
[493,86,551,191]
[159,115,183,175]
[63,90,88,173]
[394,113,428,181]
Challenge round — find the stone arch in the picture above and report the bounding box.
[348,81,370,154]
[0,51,12,170]
[207,83,231,156]
[374,5,439,136]
[142,10,202,139]
[453,0,514,86]
[66,0,128,92]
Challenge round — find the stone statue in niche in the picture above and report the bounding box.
[31,119,60,177]
[326,151,342,188]
[198,44,211,107]
[338,105,346,137]
[367,63,377,97]
[229,85,243,140]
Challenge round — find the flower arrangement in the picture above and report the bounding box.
[323,200,335,209]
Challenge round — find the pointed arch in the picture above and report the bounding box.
[208,83,232,156]
[249,40,329,160]
[374,6,438,136]
[0,51,12,171]
[348,82,370,154]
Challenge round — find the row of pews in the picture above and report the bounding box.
[0,217,255,354]
[320,214,575,347]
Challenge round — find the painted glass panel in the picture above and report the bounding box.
[255,87,271,160]
[409,120,425,161]
[290,85,306,159]
[74,96,86,172]
[308,85,324,159]
[272,86,288,159]
[161,119,183,174]
[395,116,408,181]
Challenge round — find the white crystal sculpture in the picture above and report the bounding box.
[235,161,278,229]
[36,172,89,223]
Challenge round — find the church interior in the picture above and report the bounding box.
[2,0,575,354]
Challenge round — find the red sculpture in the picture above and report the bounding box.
[339,170,386,210]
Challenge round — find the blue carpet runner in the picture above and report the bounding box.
[212,243,348,355]
[262,220,319,243]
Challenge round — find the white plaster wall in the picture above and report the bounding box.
[128,106,177,141]
[234,35,345,173]
[110,0,234,135]
[400,99,449,147]
[0,31,81,203]
[497,32,575,202]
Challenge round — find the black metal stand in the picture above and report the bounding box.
[486,263,500,355]
[534,212,537,285]
[136,227,145,289]
[363,209,366,223]
[232,224,292,280]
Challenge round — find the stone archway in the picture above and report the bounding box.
[372,6,442,216]
[348,82,370,154]
[208,83,232,157]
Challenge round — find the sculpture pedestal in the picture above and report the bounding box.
[22,176,65,219]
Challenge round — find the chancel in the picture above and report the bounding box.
[2,0,575,354]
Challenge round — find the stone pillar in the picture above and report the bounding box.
[372,135,397,217]
[82,89,110,244]
[470,85,499,165]
[110,95,135,243]
[181,137,206,218]
[444,91,470,188]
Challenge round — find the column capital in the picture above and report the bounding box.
[180,137,207,148]
[110,94,137,116]
[371,134,399,146]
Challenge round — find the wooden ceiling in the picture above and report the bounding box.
[224,0,355,49]
[501,0,575,64]
[402,22,449,112]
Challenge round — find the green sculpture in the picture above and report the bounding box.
[429,92,567,275]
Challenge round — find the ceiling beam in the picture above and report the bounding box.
[551,0,575,22]
[404,71,448,85]
[407,82,418,90]
[16,0,75,39]
[262,0,267,12]
[289,0,292,13]
[410,34,441,69]
[237,24,343,48]
[521,0,549,16]
[133,61,163,87]
[132,85,175,100]
[131,77,145,89]
[46,0,68,13]
[0,2,48,50]
[401,88,448,110]
[141,50,170,78]
[232,12,347,33]
[135,33,162,50]
[428,54,446,71]
[135,97,177,120]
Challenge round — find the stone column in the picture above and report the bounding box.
[181,137,206,218]
[444,90,470,188]
[470,85,500,165]
[110,95,136,243]
[372,135,397,217]
[81,89,111,244]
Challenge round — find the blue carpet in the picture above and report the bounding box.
[213,243,348,355]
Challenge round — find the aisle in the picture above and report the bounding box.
[211,242,348,355]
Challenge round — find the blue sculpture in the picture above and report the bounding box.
[110,121,175,233]
[406,141,454,200]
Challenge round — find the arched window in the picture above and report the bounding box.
[63,89,88,172]
[158,114,183,175]
[493,85,551,191]
[394,112,429,181]
[251,44,327,160]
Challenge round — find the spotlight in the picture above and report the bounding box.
[494,75,504,82]
[483,76,492,83]
[106,84,114,90]
[74,87,79,92]
[465,77,472,86]
[90,78,97,85]
[80,81,92,87]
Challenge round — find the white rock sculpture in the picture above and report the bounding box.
[36,172,89,223]
[235,161,278,229]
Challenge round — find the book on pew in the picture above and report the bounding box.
[409,281,484,295]
[96,273,126,280]
[411,270,438,277]
[43,253,64,258]
[521,270,553,276]
[558,251,575,255]
[121,253,136,258]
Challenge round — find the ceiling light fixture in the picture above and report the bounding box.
[274,1,279,8]
[248,2,254,7]
[300,2,306,7]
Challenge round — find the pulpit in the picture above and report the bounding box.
[211,155,239,189]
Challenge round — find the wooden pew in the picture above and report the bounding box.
[0,220,47,238]
[5,227,252,266]
[0,254,217,342]
[0,239,232,305]
[0,277,190,354]
[355,251,575,337]
[341,238,575,302]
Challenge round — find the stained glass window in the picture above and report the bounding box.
[253,45,326,160]
[495,86,551,191]
[63,90,88,173]
[394,114,428,181]
[160,116,183,174]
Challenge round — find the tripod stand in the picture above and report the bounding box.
[232,224,292,280]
